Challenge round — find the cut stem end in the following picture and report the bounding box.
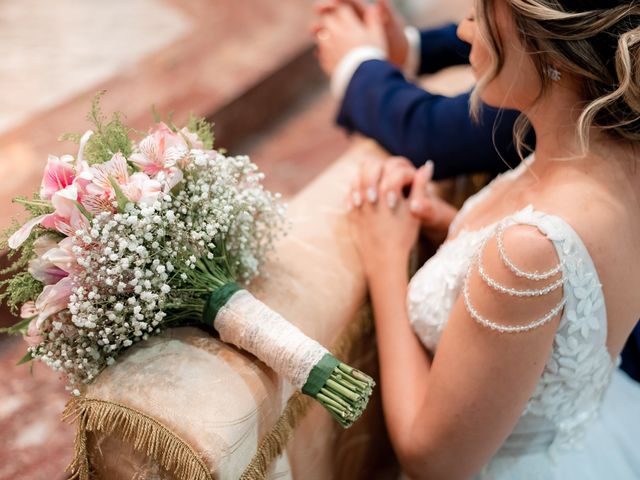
[302,353,375,428]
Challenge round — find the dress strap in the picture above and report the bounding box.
[462,205,604,335]
[463,214,567,334]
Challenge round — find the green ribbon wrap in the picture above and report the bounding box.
[202,283,242,328]
[301,353,340,397]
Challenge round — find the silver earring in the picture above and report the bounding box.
[547,66,562,82]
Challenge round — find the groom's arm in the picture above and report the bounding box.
[336,59,527,180]
[416,23,471,75]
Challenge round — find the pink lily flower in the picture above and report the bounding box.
[41,236,77,274]
[35,276,73,328]
[9,182,89,249]
[80,152,164,210]
[130,123,187,191]
[29,236,76,286]
[178,127,204,151]
[28,236,70,285]
[41,184,89,237]
[123,172,163,205]
[28,257,68,285]
[8,215,49,249]
[40,155,76,200]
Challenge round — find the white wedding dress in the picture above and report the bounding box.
[406,159,640,479]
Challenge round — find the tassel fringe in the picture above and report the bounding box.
[63,397,212,480]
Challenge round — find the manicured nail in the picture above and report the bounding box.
[424,160,434,178]
[386,191,398,209]
[352,191,363,207]
[366,187,378,204]
[410,199,421,213]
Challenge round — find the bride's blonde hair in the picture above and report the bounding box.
[471,0,640,157]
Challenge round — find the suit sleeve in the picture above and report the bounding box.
[418,24,471,75]
[337,59,530,180]
[621,325,640,382]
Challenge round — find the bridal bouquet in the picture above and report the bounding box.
[0,95,373,428]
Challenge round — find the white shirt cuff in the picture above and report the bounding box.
[330,46,386,102]
[403,26,421,79]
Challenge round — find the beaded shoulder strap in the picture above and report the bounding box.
[463,218,567,334]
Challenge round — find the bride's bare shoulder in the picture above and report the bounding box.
[530,175,640,340]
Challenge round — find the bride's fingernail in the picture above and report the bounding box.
[386,191,397,209]
[352,191,363,207]
[410,199,421,212]
[366,187,378,204]
[424,160,434,175]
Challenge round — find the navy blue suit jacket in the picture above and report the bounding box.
[336,23,640,381]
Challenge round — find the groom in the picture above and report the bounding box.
[313,0,640,382]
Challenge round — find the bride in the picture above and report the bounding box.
[328,0,640,478]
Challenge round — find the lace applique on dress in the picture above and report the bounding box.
[496,207,614,454]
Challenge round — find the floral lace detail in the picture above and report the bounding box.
[507,207,614,454]
[407,205,615,458]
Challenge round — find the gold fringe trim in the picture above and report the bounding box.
[63,397,212,480]
[240,306,374,480]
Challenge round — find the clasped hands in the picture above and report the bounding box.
[311,0,409,75]
[347,156,457,279]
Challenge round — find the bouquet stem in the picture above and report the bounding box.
[302,353,374,428]
[202,284,375,428]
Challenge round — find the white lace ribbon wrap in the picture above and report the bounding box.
[214,290,329,390]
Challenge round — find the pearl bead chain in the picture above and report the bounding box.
[496,222,564,280]
[463,261,567,333]
[477,239,564,297]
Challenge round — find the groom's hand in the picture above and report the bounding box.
[409,162,459,245]
[313,1,408,68]
[376,0,410,68]
[312,1,409,76]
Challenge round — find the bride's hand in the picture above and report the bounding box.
[355,156,458,246]
[347,158,421,278]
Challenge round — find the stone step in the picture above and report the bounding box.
[240,86,350,198]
